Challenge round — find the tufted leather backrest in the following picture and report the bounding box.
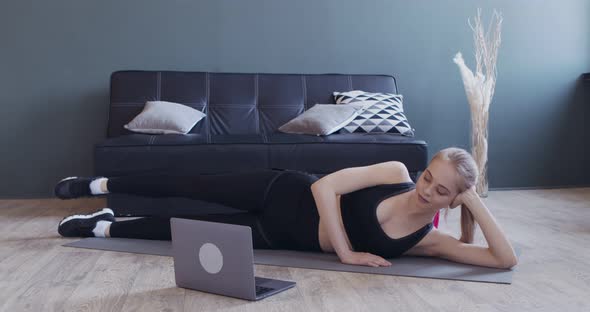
[108,71,398,138]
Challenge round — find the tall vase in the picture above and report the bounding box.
[471,106,489,198]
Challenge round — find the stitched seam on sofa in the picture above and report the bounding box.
[95,141,427,149]
[206,72,211,143]
[112,102,204,106]
[210,104,258,107]
[255,74,264,142]
[302,75,307,110]
[156,72,161,100]
[258,104,302,107]
[108,74,115,137]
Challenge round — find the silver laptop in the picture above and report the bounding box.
[170,217,296,301]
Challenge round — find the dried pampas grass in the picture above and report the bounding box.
[454,8,503,197]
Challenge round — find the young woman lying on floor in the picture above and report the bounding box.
[56,147,518,269]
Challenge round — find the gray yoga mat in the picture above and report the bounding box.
[63,238,520,284]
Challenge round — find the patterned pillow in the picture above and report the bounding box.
[332,90,415,136]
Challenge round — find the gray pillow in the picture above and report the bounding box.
[123,100,206,135]
[278,104,366,136]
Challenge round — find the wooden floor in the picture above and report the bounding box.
[1,187,589,312]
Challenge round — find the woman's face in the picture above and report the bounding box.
[415,159,460,210]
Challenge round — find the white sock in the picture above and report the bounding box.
[89,178,109,195]
[92,220,112,237]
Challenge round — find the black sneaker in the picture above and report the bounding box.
[54,176,104,199]
[58,208,116,237]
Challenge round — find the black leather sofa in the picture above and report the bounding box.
[95,71,428,216]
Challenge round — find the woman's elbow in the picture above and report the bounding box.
[500,257,518,269]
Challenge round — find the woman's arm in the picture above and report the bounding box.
[310,161,407,258]
[417,188,518,269]
[311,184,392,267]
[310,184,354,257]
[462,191,518,267]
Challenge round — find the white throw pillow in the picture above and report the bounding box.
[123,100,206,134]
[278,104,367,136]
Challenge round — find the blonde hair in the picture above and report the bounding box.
[433,147,479,244]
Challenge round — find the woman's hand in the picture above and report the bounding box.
[450,185,478,208]
[339,251,392,267]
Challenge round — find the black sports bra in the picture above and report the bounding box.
[340,181,434,259]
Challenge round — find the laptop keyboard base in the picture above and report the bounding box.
[255,285,274,296]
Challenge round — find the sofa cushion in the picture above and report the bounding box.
[108,71,399,138]
[95,133,427,177]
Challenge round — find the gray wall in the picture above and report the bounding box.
[1,0,588,198]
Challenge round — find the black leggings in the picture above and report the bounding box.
[108,169,323,252]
